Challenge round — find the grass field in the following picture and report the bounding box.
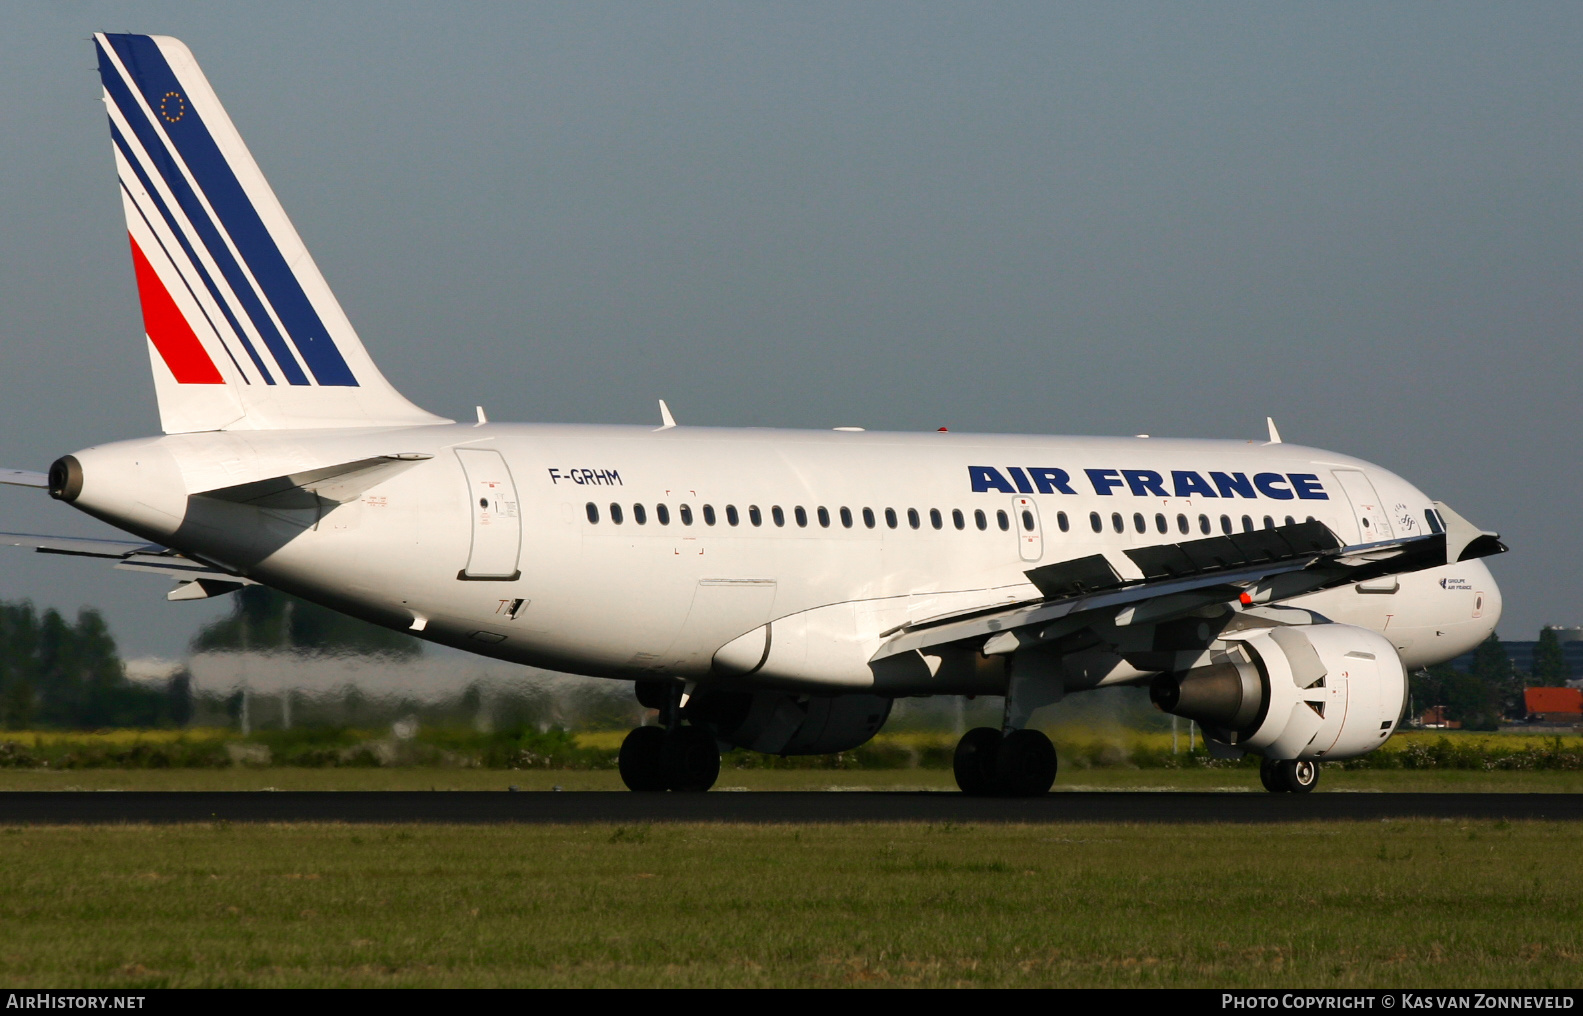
[0,819,1577,987]
[0,766,1581,793]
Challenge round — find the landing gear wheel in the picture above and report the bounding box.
[1259,757,1288,794]
[1279,759,1319,794]
[618,726,669,792]
[996,729,1058,797]
[953,727,1003,796]
[661,725,720,792]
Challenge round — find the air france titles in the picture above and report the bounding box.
[968,466,1327,500]
[547,468,622,486]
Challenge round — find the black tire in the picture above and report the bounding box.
[996,728,1058,797]
[1259,757,1288,794]
[953,727,1002,796]
[618,726,669,792]
[662,725,720,793]
[1280,759,1319,794]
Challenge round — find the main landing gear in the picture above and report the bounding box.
[1259,756,1319,794]
[619,683,720,792]
[953,727,1058,797]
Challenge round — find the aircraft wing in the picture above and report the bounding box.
[0,532,256,600]
[872,508,1505,663]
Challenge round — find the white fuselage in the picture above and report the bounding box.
[63,423,1501,695]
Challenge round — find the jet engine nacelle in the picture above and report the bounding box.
[1149,623,1406,761]
[687,689,892,756]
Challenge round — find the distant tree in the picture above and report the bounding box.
[1533,627,1569,687]
[0,600,176,728]
[1469,632,1519,726]
[1410,663,1458,717]
[191,586,421,658]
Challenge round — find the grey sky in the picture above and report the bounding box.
[0,2,1578,659]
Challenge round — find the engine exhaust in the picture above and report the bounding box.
[1150,660,1265,732]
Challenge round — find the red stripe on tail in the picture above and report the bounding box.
[127,235,224,384]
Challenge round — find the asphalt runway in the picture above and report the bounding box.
[0,791,1578,825]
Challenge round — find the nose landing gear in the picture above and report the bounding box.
[1259,756,1319,793]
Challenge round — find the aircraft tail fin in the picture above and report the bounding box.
[93,33,449,433]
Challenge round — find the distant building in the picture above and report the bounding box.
[1416,704,1460,729]
[1523,687,1583,725]
[1449,626,1583,682]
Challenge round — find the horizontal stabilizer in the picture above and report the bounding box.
[195,453,432,509]
[0,531,253,594]
[0,469,48,489]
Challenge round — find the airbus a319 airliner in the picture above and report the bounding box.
[1,34,1506,795]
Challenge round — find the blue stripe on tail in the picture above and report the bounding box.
[110,121,273,384]
[99,35,358,387]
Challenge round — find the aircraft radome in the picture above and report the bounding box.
[0,34,1507,796]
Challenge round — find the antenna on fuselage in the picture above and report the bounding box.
[1265,417,1283,444]
[657,400,678,430]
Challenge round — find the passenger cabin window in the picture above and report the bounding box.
[1219,515,1231,534]
[1090,511,1102,533]
[1199,514,1211,535]
[1133,513,1146,534]
[975,509,989,531]
[840,507,853,528]
[586,502,599,524]
[632,504,647,525]
[656,504,670,525]
[908,508,921,530]
[610,503,624,525]
[1057,511,1069,533]
[1263,515,1274,530]
[1155,513,1168,534]
[794,506,808,528]
[862,508,876,529]
[818,506,831,528]
[1111,512,1124,534]
[952,509,966,530]
[748,505,762,527]
[885,508,898,529]
[1177,514,1189,534]
[680,504,693,526]
[1241,515,1254,533]
[1284,515,1295,527]
[703,504,716,526]
[1021,510,1035,532]
[726,505,740,526]
[997,510,1011,532]
[930,508,943,530]
[772,506,785,527]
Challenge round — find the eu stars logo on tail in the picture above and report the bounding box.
[95,33,448,434]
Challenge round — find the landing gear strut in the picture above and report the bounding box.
[1259,757,1319,794]
[619,682,720,792]
[952,727,1057,797]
